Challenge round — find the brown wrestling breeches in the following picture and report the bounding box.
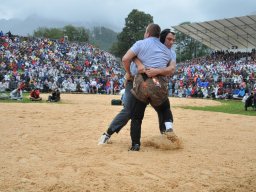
[131,73,168,107]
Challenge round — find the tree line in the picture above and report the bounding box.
[33,9,211,62]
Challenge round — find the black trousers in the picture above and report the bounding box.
[154,99,173,133]
[130,97,147,146]
[130,96,173,146]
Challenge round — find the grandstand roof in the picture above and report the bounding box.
[172,14,256,51]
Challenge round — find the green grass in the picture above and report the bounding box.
[0,92,64,104]
[0,92,49,103]
[180,99,256,116]
[0,92,45,103]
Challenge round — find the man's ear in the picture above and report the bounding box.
[144,32,149,39]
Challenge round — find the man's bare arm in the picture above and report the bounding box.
[133,57,146,73]
[145,60,176,77]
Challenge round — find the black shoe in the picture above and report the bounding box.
[129,144,140,151]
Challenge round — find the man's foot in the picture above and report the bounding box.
[163,129,179,143]
[98,133,111,145]
[129,144,140,151]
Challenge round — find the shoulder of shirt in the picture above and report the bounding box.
[169,48,176,55]
[143,37,160,42]
[169,48,175,53]
[135,39,144,44]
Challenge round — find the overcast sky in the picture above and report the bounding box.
[1,0,256,32]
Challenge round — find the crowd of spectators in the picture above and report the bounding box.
[0,30,125,95]
[170,50,256,100]
[0,30,256,101]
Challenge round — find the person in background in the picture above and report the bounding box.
[29,88,42,101]
[47,88,61,102]
[10,81,25,100]
[244,91,256,111]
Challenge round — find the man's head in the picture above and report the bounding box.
[144,23,161,39]
[160,29,176,48]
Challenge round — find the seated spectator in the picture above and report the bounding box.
[0,80,7,92]
[29,88,42,101]
[47,88,61,102]
[76,83,82,92]
[105,79,112,94]
[0,93,9,100]
[191,86,198,98]
[114,84,120,95]
[90,79,98,94]
[9,81,25,100]
[244,92,255,111]
[254,90,256,110]
[202,87,209,98]
[10,88,23,100]
[238,88,245,97]
[233,87,245,99]
[197,87,204,98]
[242,93,249,103]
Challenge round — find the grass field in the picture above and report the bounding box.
[0,92,49,103]
[180,99,256,116]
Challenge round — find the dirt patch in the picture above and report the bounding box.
[0,94,255,192]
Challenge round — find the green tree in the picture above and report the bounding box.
[89,27,117,51]
[63,25,89,42]
[75,27,89,42]
[110,9,153,58]
[33,25,89,42]
[34,27,64,39]
[174,22,212,63]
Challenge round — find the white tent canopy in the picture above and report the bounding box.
[173,14,256,51]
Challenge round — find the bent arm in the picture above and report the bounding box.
[133,57,146,73]
[145,60,176,77]
[122,49,136,75]
[162,60,176,76]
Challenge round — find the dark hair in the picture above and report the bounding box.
[160,29,175,44]
[146,23,161,38]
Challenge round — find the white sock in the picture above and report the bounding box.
[165,122,173,131]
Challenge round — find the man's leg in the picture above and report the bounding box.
[154,98,173,134]
[157,109,165,133]
[107,81,135,134]
[98,81,135,144]
[154,99,178,142]
[130,97,147,150]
